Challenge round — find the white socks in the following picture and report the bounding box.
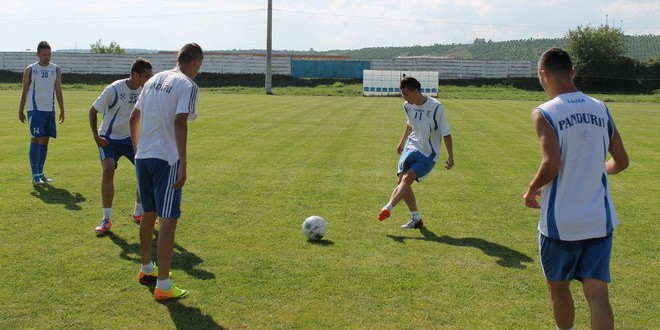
[411,211,421,221]
[141,261,154,274]
[102,208,112,219]
[134,202,143,216]
[157,278,171,291]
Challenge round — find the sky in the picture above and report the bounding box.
[1,0,659,52]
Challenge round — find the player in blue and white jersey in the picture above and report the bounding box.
[18,41,65,185]
[377,76,454,228]
[523,48,629,330]
[130,43,202,300]
[90,58,153,235]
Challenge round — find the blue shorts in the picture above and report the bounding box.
[539,233,613,283]
[135,158,182,219]
[397,148,436,181]
[98,137,135,168]
[27,110,57,138]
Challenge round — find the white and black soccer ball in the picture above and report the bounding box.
[302,216,326,241]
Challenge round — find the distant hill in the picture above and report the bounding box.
[320,35,660,62]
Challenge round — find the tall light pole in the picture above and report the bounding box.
[265,0,273,94]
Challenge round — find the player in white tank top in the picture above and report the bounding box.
[17,41,65,185]
[524,48,629,330]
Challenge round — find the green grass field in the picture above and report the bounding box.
[0,87,658,329]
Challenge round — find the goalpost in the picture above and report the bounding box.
[362,70,439,97]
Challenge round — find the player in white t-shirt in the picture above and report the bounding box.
[524,48,629,330]
[18,41,65,185]
[377,77,454,229]
[91,58,153,235]
[129,43,203,300]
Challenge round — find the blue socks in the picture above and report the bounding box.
[29,143,48,177]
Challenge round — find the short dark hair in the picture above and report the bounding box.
[131,57,152,74]
[400,76,421,92]
[37,41,51,53]
[539,48,573,74]
[177,43,203,64]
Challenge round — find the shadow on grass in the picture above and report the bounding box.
[139,285,227,329]
[105,231,216,280]
[30,183,86,210]
[307,238,334,246]
[386,226,534,269]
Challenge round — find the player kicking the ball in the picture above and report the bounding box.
[91,58,153,234]
[377,76,454,228]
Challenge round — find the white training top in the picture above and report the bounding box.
[27,62,59,112]
[134,70,199,165]
[536,91,619,241]
[92,79,142,140]
[403,96,451,162]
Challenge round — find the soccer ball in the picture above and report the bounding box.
[302,216,326,241]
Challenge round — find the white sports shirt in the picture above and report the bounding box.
[27,62,59,112]
[134,70,199,165]
[92,79,142,140]
[403,96,451,162]
[536,91,619,241]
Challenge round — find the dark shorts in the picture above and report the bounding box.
[135,158,182,219]
[27,110,57,138]
[539,233,613,282]
[98,137,135,168]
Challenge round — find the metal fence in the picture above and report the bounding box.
[0,52,535,79]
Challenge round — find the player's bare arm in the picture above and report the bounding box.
[443,134,454,169]
[606,127,629,175]
[397,124,412,154]
[55,67,65,123]
[89,107,109,147]
[173,113,189,190]
[129,107,141,152]
[524,109,561,208]
[18,67,30,123]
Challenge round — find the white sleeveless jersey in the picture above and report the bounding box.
[27,62,59,112]
[134,70,199,165]
[536,92,619,241]
[403,96,450,162]
[92,79,142,139]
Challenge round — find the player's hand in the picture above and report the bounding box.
[523,189,542,208]
[445,157,454,170]
[18,111,26,123]
[95,136,109,147]
[59,111,65,123]
[396,144,404,154]
[172,165,186,189]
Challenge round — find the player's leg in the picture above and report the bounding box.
[149,160,187,299]
[582,278,613,330]
[27,111,51,183]
[37,111,56,181]
[547,280,575,330]
[94,145,119,234]
[118,137,144,223]
[391,169,417,211]
[135,158,160,283]
[540,234,580,330]
[578,234,614,330]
